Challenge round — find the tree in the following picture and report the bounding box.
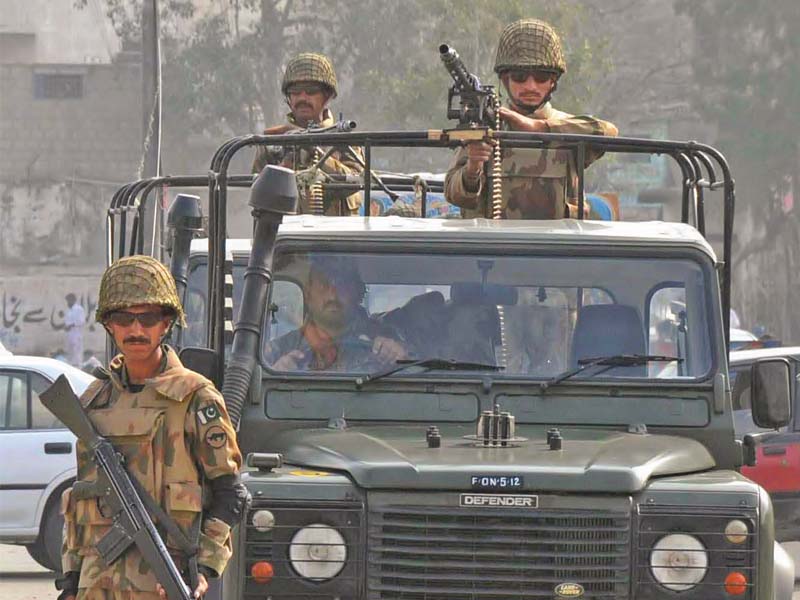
[676,0,800,342]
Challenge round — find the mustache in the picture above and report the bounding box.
[123,336,151,344]
[294,101,313,110]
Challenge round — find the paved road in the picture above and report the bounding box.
[0,544,56,600]
[2,542,800,599]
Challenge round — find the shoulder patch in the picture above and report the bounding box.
[197,404,221,425]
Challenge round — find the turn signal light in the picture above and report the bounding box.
[251,561,274,584]
[724,571,747,595]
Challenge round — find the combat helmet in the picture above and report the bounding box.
[281,53,338,98]
[96,255,186,326]
[494,19,567,76]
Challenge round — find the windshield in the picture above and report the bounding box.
[262,250,714,380]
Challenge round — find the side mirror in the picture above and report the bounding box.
[179,346,220,388]
[751,358,792,429]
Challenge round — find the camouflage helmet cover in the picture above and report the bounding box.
[281,53,338,98]
[96,255,186,326]
[494,19,567,76]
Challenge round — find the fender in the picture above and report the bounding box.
[772,542,795,600]
[33,467,76,534]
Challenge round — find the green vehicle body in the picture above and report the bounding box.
[180,217,793,600]
[108,129,793,599]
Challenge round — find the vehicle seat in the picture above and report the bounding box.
[379,291,448,357]
[571,304,646,376]
[440,283,508,365]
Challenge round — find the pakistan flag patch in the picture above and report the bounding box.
[197,405,221,425]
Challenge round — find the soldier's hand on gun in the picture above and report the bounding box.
[465,141,493,177]
[498,106,548,132]
[372,336,406,363]
[156,573,208,599]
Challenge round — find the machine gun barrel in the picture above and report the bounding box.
[40,375,193,600]
[439,44,479,91]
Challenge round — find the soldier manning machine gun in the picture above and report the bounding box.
[41,375,197,600]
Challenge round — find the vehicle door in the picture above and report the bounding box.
[0,369,75,533]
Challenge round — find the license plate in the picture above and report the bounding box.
[470,475,523,490]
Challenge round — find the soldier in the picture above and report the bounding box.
[265,256,406,371]
[252,53,364,216]
[57,256,247,600]
[444,18,619,219]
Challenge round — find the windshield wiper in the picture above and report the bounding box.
[356,357,503,386]
[540,354,684,390]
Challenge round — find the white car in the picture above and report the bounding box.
[0,356,95,571]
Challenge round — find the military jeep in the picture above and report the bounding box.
[108,128,795,600]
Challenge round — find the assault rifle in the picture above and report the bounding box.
[261,118,357,165]
[41,375,194,600]
[439,44,497,127]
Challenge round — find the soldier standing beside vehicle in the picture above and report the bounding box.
[57,256,247,600]
[251,53,364,216]
[445,18,619,219]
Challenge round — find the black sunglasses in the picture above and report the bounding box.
[508,69,555,84]
[105,311,166,328]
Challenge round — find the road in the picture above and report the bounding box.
[0,544,56,600]
[2,542,800,598]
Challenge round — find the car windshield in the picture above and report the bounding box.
[262,250,713,380]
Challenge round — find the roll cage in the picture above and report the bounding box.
[106,128,735,387]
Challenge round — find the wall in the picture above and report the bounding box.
[0,61,141,183]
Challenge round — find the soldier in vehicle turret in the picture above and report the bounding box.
[265,257,406,372]
[251,53,364,215]
[445,18,618,219]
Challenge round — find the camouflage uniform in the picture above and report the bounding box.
[252,53,363,216]
[265,307,403,372]
[60,256,243,597]
[444,104,617,219]
[445,18,618,219]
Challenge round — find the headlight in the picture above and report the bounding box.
[289,523,347,581]
[650,533,708,591]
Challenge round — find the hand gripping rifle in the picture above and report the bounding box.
[41,375,194,600]
[439,44,504,219]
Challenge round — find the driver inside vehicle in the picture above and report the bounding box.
[265,257,407,372]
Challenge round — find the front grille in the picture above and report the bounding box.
[367,502,631,599]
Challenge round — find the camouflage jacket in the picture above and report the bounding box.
[265,308,403,372]
[61,346,242,591]
[444,102,618,219]
[251,108,364,216]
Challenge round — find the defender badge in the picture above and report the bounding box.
[554,583,584,598]
[459,494,538,508]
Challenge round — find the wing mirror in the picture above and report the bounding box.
[179,346,220,388]
[751,358,792,429]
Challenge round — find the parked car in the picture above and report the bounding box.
[0,355,95,571]
[730,327,760,350]
[730,346,800,541]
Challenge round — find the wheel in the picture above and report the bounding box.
[25,541,52,570]
[29,497,65,572]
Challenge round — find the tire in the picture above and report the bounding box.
[41,497,65,573]
[28,495,66,572]
[25,541,53,571]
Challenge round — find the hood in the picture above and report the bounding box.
[273,425,715,493]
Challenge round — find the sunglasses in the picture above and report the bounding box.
[105,311,166,328]
[508,70,555,84]
[287,83,325,96]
